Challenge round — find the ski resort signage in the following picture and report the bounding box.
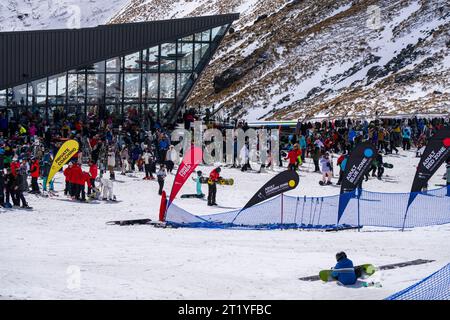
[404,126,450,227]
[47,139,79,187]
[338,142,378,222]
[167,146,203,208]
[232,170,299,222]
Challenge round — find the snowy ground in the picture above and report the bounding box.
[0,148,449,299]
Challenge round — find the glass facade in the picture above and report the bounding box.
[0,24,229,125]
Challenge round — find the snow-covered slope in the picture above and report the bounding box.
[0,149,448,299]
[0,0,130,31]
[112,0,450,120]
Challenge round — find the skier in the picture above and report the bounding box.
[319,152,333,185]
[331,251,357,286]
[207,167,221,206]
[156,164,167,196]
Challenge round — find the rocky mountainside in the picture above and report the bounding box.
[113,0,450,121]
[0,0,129,31]
[2,1,449,121]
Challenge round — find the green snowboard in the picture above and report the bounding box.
[319,264,376,282]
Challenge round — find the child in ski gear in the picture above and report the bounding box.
[192,170,205,197]
[156,164,167,195]
[88,160,98,195]
[29,157,40,194]
[284,144,301,171]
[208,167,221,206]
[41,160,54,192]
[319,152,333,185]
[331,251,357,285]
[63,162,73,196]
[100,174,115,201]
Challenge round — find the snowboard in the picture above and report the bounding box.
[319,264,376,282]
[201,177,234,185]
[181,194,205,199]
[319,181,332,186]
[106,218,153,226]
[383,163,394,169]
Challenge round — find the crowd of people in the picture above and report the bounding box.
[0,107,448,209]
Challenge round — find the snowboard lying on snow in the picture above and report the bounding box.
[106,219,176,228]
[298,259,435,282]
[319,264,375,282]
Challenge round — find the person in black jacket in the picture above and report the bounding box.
[14,166,31,209]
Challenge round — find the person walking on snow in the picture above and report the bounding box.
[156,164,167,196]
[319,152,333,185]
[100,173,115,201]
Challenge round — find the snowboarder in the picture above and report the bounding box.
[331,251,357,285]
[192,170,205,198]
[207,167,221,206]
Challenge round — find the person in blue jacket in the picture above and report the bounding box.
[331,251,357,285]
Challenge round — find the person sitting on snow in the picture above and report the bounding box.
[331,251,357,286]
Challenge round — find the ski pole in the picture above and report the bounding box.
[300,195,306,226]
[293,196,299,225]
[317,197,324,226]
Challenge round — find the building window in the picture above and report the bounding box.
[160,73,175,99]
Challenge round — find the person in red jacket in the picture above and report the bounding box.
[30,157,40,194]
[71,162,83,200]
[284,144,302,171]
[88,160,98,195]
[10,160,20,177]
[207,167,221,206]
[63,163,73,196]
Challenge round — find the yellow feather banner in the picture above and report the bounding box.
[47,140,79,186]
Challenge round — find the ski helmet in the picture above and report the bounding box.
[197,170,202,176]
[336,251,347,262]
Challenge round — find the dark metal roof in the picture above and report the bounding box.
[0,13,239,90]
